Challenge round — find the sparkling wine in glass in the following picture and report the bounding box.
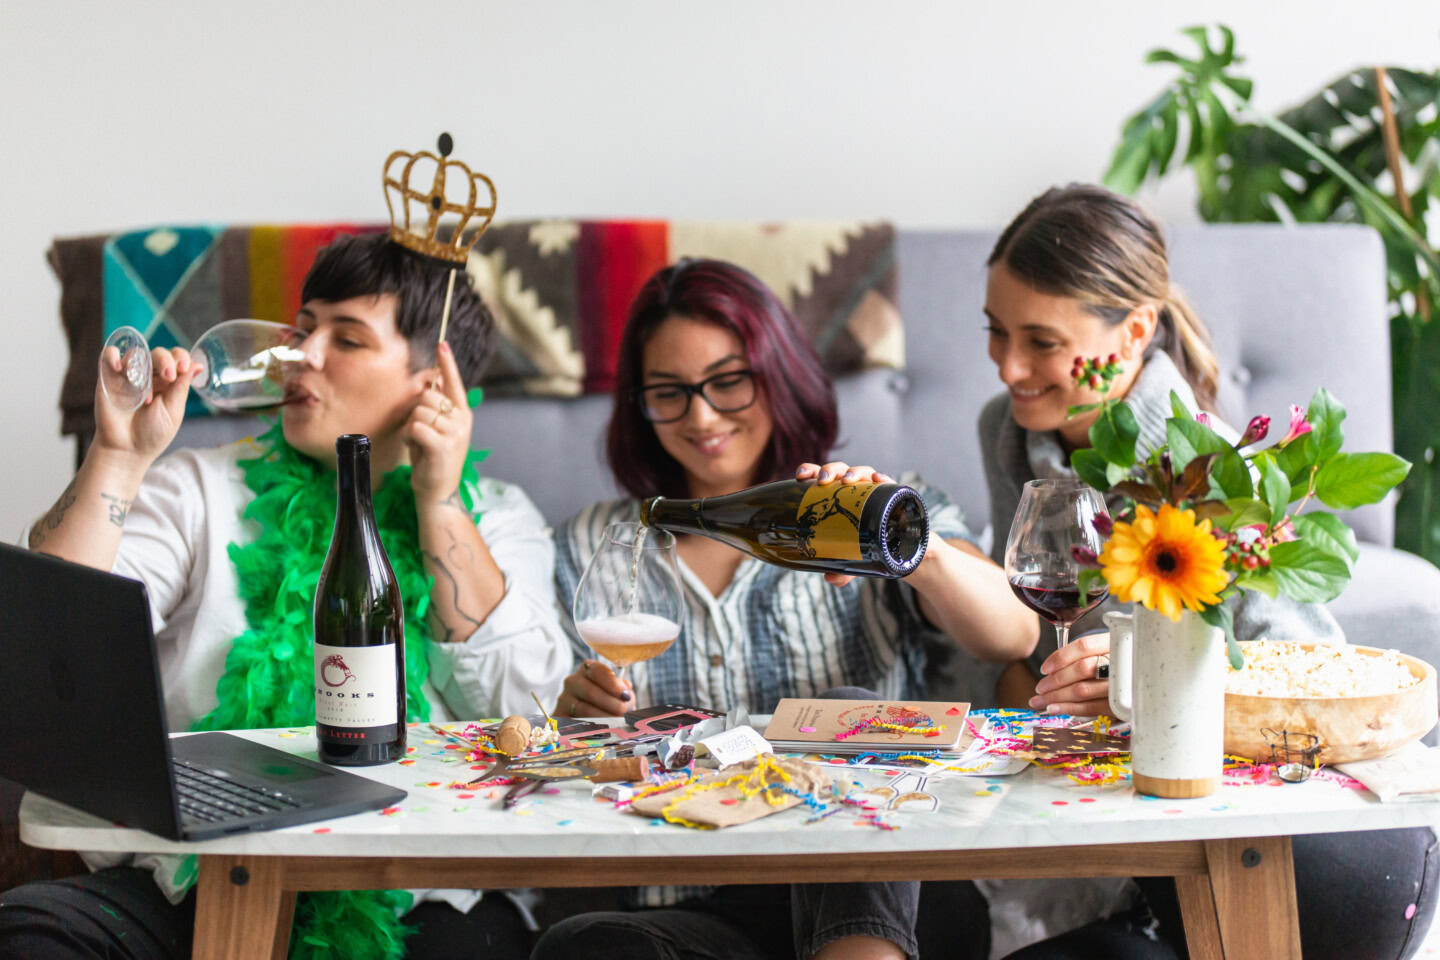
[572,522,683,689]
[99,319,309,413]
[1005,478,1110,648]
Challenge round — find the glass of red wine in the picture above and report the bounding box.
[1005,478,1110,649]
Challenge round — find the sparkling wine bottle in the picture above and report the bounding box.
[313,435,406,765]
[639,479,930,578]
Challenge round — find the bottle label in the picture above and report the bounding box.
[795,482,877,561]
[313,641,400,737]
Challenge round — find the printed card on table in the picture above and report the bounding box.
[763,699,968,754]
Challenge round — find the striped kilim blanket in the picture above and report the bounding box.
[48,220,901,435]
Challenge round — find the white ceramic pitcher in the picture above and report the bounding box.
[1104,607,1226,798]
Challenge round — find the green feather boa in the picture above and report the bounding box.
[193,418,486,960]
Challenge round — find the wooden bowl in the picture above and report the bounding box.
[1224,644,1439,765]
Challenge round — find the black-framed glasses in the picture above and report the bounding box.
[635,370,758,423]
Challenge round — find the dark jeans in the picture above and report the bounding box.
[531,880,989,960]
[1006,827,1440,960]
[0,867,534,960]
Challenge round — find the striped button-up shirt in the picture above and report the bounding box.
[554,478,976,714]
[554,478,976,907]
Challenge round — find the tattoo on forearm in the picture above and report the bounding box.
[439,490,468,513]
[30,479,78,547]
[101,493,132,528]
[422,546,485,644]
[444,527,475,569]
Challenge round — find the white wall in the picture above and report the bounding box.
[2,0,1437,537]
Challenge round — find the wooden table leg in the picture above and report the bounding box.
[1175,874,1223,960]
[193,855,293,960]
[1175,836,1301,960]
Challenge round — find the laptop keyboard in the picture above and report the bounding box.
[173,761,310,824]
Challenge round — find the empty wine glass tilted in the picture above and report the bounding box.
[99,319,310,412]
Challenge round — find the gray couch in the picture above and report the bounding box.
[172,224,1440,660]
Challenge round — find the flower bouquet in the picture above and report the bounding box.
[1066,356,1412,668]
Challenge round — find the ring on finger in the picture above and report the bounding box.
[439,397,456,416]
[1096,656,1110,680]
[567,696,579,718]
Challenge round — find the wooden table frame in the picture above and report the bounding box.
[194,835,1299,960]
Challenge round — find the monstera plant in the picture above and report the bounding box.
[1103,24,1440,567]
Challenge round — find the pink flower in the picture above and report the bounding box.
[1238,415,1270,448]
[1071,545,1101,568]
[1270,519,1297,543]
[1280,405,1312,446]
[1195,412,1212,427]
[1092,514,1113,537]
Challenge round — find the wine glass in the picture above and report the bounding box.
[99,319,309,413]
[572,522,684,691]
[1005,478,1110,648]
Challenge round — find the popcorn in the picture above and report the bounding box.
[1227,641,1420,698]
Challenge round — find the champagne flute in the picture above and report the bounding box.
[99,319,309,412]
[572,522,683,692]
[1005,479,1110,648]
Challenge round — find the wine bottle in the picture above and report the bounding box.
[639,479,930,578]
[312,435,406,765]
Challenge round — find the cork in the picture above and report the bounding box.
[591,755,649,783]
[494,715,531,756]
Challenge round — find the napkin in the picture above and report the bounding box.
[1335,742,1440,802]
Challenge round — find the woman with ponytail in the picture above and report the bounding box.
[962,184,1436,959]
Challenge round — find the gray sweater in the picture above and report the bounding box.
[976,351,1342,665]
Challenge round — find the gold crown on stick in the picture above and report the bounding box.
[383,133,497,264]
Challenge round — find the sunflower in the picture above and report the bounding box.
[1099,503,1230,621]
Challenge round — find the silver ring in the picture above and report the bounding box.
[567,697,579,718]
[1096,656,1110,680]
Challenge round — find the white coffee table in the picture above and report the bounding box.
[20,724,1439,959]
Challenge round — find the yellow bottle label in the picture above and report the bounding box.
[795,482,879,561]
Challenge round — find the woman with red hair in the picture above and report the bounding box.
[536,259,1038,960]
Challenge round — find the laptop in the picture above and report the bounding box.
[0,543,406,841]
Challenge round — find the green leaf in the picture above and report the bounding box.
[1223,75,1254,100]
[1078,568,1107,606]
[1222,497,1270,530]
[1169,389,1193,421]
[1168,418,1250,498]
[1067,402,1103,417]
[1089,401,1140,468]
[1268,540,1352,603]
[1105,461,1132,487]
[1291,512,1359,564]
[1105,131,1153,195]
[1275,439,1314,486]
[1200,599,1242,669]
[1071,448,1113,491]
[1314,452,1413,510]
[1236,569,1280,598]
[1217,24,1237,65]
[1155,99,1181,177]
[1305,387,1346,463]
[1258,457,1293,525]
[1213,448,1253,500]
[1145,48,1198,70]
